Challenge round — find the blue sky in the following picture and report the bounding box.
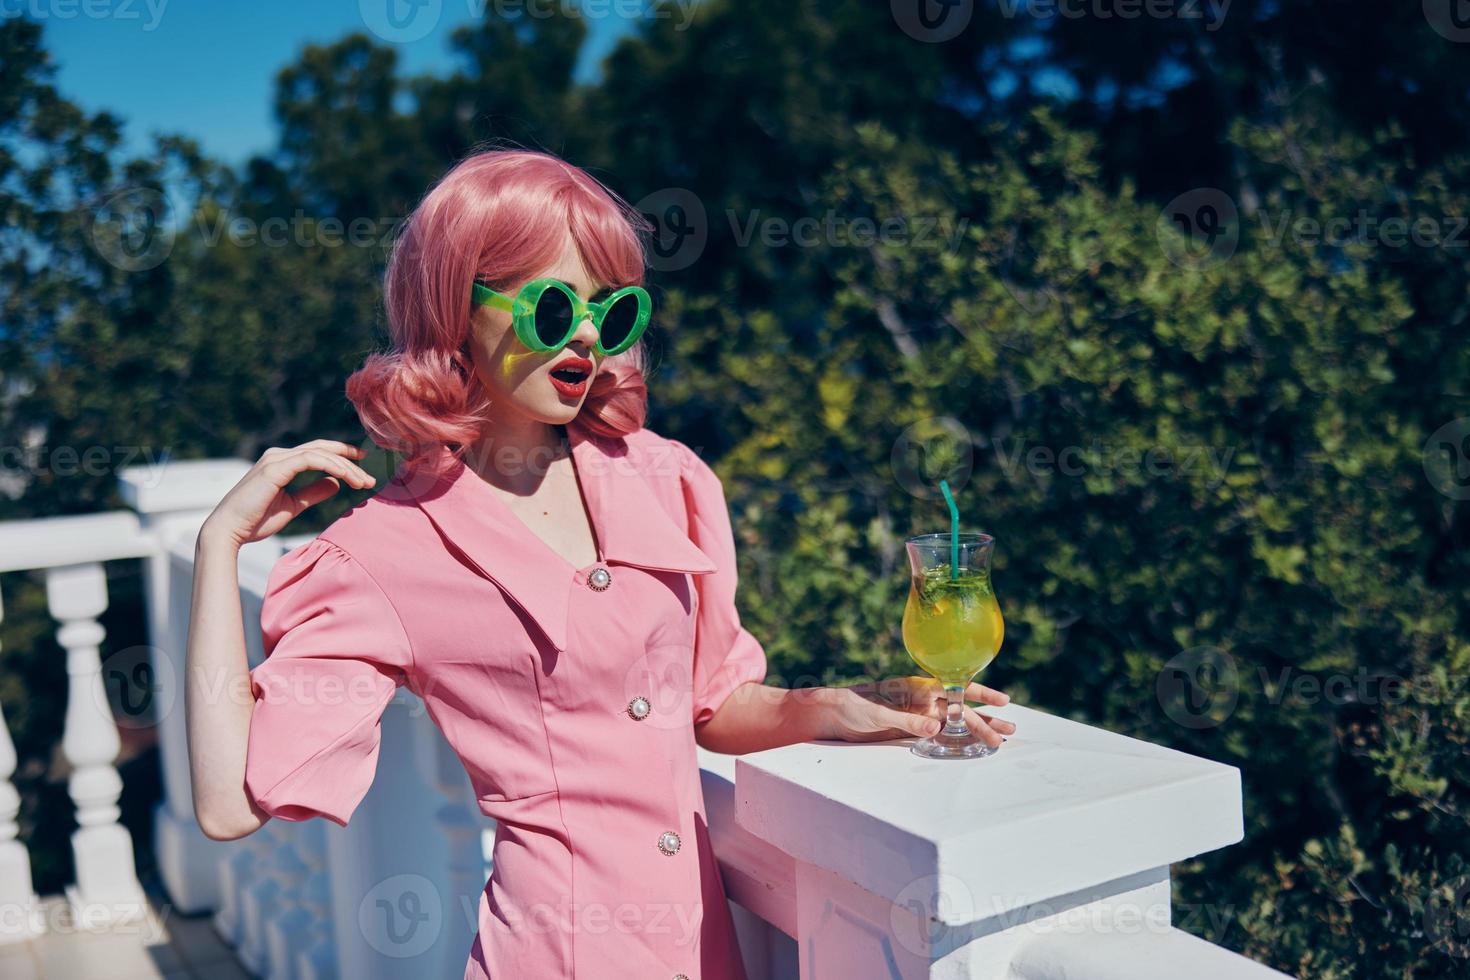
[29,1,645,164]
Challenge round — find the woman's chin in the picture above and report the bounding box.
[495,374,593,427]
[521,397,585,426]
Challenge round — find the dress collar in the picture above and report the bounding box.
[388,424,716,653]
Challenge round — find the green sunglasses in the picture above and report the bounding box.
[471,277,652,356]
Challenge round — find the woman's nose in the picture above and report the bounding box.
[569,309,600,350]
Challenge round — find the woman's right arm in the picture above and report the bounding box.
[186,440,376,841]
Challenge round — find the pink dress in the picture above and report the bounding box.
[243,423,768,979]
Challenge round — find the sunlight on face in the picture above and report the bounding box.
[468,233,611,427]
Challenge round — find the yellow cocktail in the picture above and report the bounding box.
[903,532,1004,759]
[903,566,1004,685]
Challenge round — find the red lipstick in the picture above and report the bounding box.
[548,354,594,399]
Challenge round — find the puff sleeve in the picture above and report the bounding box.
[244,537,412,827]
[674,440,769,727]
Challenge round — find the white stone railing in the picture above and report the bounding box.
[0,458,1293,979]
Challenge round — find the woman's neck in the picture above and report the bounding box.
[463,414,569,497]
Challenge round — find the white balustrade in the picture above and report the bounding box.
[0,459,1294,979]
[697,703,1292,979]
[0,588,44,946]
[48,561,149,926]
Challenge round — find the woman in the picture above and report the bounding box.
[184,148,1015,979]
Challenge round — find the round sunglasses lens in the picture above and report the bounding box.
[533,286,575,347]
[598,294,641,351]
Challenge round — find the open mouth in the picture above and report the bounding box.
[548,355,593,396]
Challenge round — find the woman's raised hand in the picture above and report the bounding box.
[201,440,376,550]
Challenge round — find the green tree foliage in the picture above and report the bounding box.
[1,4,1466,973]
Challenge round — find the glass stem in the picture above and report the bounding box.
[942,684,968,737]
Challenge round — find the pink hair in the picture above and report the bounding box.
[346,148,654,458]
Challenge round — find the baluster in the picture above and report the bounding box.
[415,700,486,970]
[212,835,253,945]
[260,822,313,979]
[227,815,282,972]
[0,585,45,945]
[45,562,146,925]
[291,821,339,980]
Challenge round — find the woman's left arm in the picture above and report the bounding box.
[694,676,1015,755]
[673,438,1016,755]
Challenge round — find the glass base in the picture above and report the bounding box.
[910,731,999,760]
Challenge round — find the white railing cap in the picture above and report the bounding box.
[118,459,253,515]
[733,702,1243,925]
[0,511,152,572]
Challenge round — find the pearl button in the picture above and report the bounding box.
[587,565,612,591]
[627,696,651,721]
[658,830,681,856]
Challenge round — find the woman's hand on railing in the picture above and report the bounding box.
[821,676,1016,748]
[696,678,1016,755]
[200,440,376,551]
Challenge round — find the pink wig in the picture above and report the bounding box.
[346,148,653,458]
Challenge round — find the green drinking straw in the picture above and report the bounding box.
[939,479,960,580]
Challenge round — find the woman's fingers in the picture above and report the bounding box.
[842,678,1016,746]
[287,475,343,514]
[266,448,375,490]
[876,704,1009,746]
[294,438,368,458]
[963,707,1012,747]
[963,681,1011,707]
[868,703,942,739]
[978,711,1017,735]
